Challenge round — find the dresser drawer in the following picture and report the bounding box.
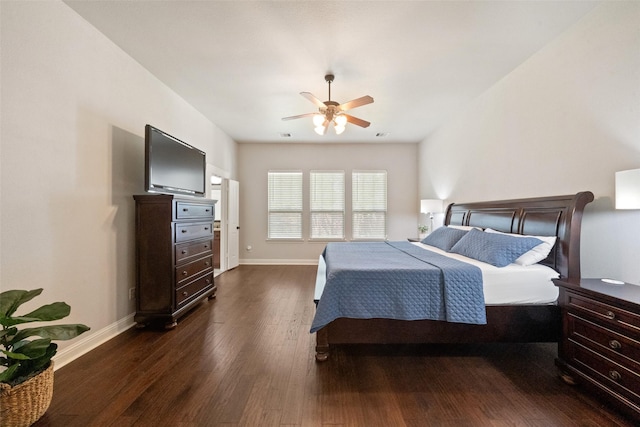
[175,202,215,220]
[175,222,213,242]
[568,313,640,371]
[176,255,213,284]
[175,239,213,264]
[567,292,640,336]
[569,341,640,401]
[176,273,214,307]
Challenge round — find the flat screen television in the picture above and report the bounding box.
[145,125,206,197]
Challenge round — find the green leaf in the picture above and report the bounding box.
[3,338,51,360]
[24,302,71,321]
[0,289,43,320]
[1,350,32,360]
[0,327,17,341]
[13,324,90,343]
[3,302,72,327]
[30,344,57,373]
[0,364,19,383]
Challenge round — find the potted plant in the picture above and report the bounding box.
[0,289,89,427]
[418,224,429,239]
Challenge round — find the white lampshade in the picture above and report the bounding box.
[616,168,640,209]
[420,199,443,214]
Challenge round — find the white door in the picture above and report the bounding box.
[226,179,240,269]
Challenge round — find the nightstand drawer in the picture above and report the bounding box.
[568,313,640,371]
[569,341,640,401]
[555,278,640,420]
[567,292,640,335]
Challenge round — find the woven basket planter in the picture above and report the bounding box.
[0,363,54,427]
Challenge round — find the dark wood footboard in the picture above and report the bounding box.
[315,305,560,361]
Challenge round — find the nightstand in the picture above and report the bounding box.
[554,278,640,421]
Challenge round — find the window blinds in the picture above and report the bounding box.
[268,171,302,239]
[352,170,387,239]
[310,171,345,239]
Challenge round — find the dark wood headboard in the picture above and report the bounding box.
[444,191,594,279]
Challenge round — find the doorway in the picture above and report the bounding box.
[210,174,240,276]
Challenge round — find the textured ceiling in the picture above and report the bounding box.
[64,1,599,144]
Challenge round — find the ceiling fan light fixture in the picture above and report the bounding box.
[312,114,325,127]
[334,114,347,127]
[334,124,346,135]
[314,125,326,135]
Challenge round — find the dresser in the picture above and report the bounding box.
[134,194,217,328]
[554,278,640,421]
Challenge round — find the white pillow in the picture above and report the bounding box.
[484,228,556,266]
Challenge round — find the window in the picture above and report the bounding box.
[352,170,387,240]
[310,171,345,239]
[268,171,303,239]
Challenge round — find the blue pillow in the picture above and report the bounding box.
[421,227,469,251]
[449,228,542,267]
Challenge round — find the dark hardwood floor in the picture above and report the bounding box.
[35,265,635,426]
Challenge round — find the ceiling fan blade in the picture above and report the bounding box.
[338,95,374,112]
[300,92,326,109]
[344,114,371,128]
[282,112,316,121]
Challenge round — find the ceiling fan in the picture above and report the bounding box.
[282,74,374,135]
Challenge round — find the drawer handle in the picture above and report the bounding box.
[182,271,188,276]
[204,226,210,231]
[181,229,187,234]
[183,208,188,212]
[205,261,210,266]
[206,209,211,212]
[204,244,209,249]
[605,311,616,320]
[206,278,211,284]
[609,340,622,350]
[609,370,621,381]
[181,250,187,255]
[182,291,188,296]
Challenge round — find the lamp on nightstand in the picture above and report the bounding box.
[420,199,443,234]
[615,168,640,209]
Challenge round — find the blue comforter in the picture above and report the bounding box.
[310,241,486,333]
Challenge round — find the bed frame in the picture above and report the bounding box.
[314,191,594,361]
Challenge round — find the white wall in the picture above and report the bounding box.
[238,143,419,264]
[0,1,237,358]
[419,2,640,284]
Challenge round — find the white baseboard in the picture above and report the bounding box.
[240,259,318,265]
[52,313,136,370]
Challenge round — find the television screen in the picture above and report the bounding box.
[145,125,206,197]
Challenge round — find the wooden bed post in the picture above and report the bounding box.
[315,327,330,362]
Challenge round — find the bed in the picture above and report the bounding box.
[312,191,594,361]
